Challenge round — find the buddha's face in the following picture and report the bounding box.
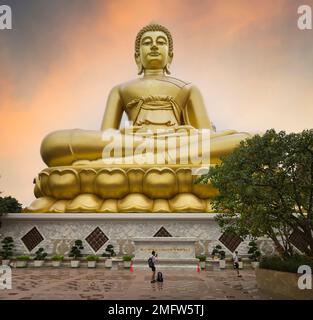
[139,31,170,70]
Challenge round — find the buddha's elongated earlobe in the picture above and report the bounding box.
[137,64,144,75]
[164,63,171,75]
[164,53,173,75]
[135,54,144,75]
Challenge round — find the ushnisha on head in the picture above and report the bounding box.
[135,23,173,75]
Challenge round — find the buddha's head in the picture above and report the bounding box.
[135,23,173,75]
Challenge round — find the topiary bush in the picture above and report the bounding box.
[34,248,47,261]
[102,244,116,258]
[0,236,14,259]
[211,244,226,259]
[69,240,84,260]
[248,239,261,262]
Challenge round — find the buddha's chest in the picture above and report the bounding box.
[121,80,187,107]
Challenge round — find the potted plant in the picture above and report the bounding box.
[248,239,261,268]
[122,255,133,268]
[50,255,64,267]
[86,255,99,268]
[219,250,226,269]
[102,244,116,268]
[1,236,14,265]
[211,244,226,268]
[69,240,84,268]
[196,255,206,269]
[33,247,47,267]
[16,255,30,268]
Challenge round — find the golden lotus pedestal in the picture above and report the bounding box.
[26,165,217,213]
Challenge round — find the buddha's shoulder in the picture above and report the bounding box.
[154,76,192,88]
[118,76,192,90]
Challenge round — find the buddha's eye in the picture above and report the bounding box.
[156,37,167,46]
[142,38,152,46]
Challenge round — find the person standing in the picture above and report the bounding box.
[148,251,157,283]
[233,251,242,277]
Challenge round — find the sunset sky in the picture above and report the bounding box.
[0,0,313,206]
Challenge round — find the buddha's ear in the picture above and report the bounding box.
[135,54,144,75]
[165,53,173,75]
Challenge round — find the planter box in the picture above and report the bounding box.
[199,261,206,270]
[87,261,97,268]
[51,261,62,267]
[219,260,226,269]
[124,261,131,268]
[105,259,113,268]
[251,261,260,269]
[70,260,80,268]
[207,259,220,271]
[34,260,45,267]
[2,259,10,266]
[256,268,313,299]
[16,261,28,268]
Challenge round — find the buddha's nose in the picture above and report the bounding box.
[151,44,158,51]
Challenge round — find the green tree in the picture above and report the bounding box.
[0,196,22,214]
[198,129,313,257]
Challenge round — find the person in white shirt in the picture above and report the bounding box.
[233,251,242,277]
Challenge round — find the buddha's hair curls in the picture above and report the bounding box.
[135,23,173,58]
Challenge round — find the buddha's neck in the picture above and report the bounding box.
[144,69,165,77]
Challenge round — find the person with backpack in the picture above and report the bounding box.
[148,251,157,283]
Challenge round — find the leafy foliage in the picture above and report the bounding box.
[34,247,47,261]
[69,240,84,260]
[196,255,206,262]
[86,255,99,261]
[198,129,313,257]
[122,255,134,261]
[248,239,261,261]
[0,196,22,214]
[16,255,30,261]
[50,255,64,261]
[211,244,226,259]
[260,255,313,273]
[102,244,116,258]
[0,236,14,259]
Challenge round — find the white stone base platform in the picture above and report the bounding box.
[0,213,275,259]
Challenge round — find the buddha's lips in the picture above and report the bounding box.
[148,52,161,56]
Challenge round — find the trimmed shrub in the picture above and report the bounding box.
[260,255,313,273]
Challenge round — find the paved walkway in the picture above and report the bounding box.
[0,268,276,300]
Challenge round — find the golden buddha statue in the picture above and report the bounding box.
[26,23,252,213]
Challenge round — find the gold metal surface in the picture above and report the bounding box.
[26,23,252,213]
